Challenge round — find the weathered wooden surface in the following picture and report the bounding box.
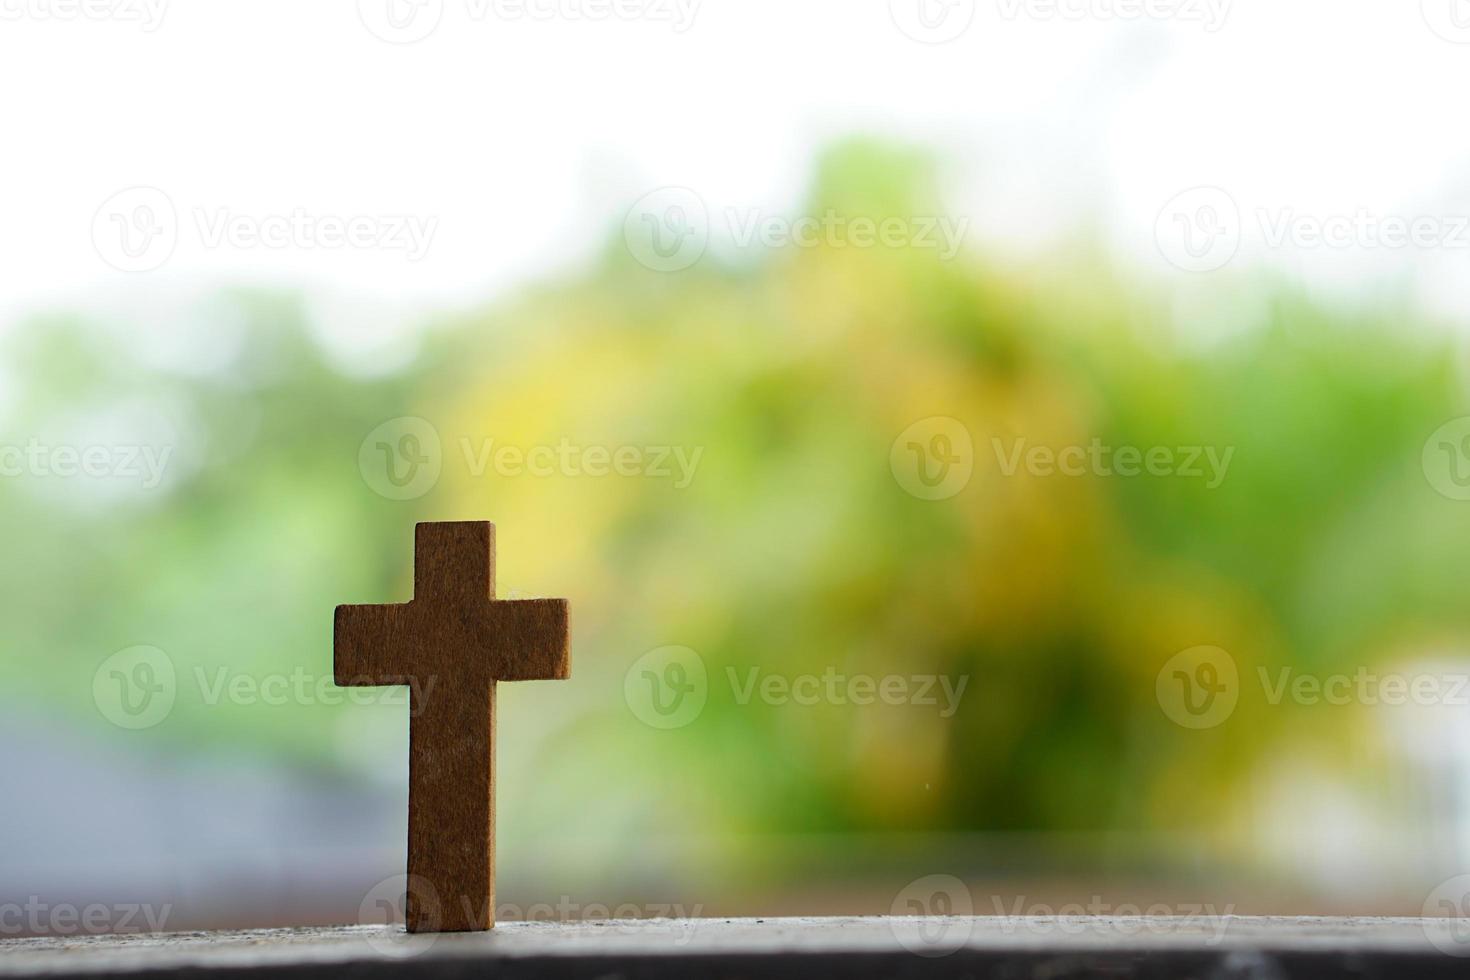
[2,916,1468,978]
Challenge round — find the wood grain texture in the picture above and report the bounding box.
[333,521,570,933]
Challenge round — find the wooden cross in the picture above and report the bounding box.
[333,521,570,933]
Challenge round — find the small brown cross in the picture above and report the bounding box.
[334,521,570,933]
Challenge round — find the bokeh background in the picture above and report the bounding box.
[6,0,1470,935]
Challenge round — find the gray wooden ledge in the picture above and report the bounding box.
[3,916,1469,979]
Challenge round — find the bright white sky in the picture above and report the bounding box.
[4,0,1470,350]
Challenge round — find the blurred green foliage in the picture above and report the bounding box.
[5,139,1470,885]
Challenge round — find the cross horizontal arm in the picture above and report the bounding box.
[334,598,569,685]
[334,603,415,685]
[481,598,570,680]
